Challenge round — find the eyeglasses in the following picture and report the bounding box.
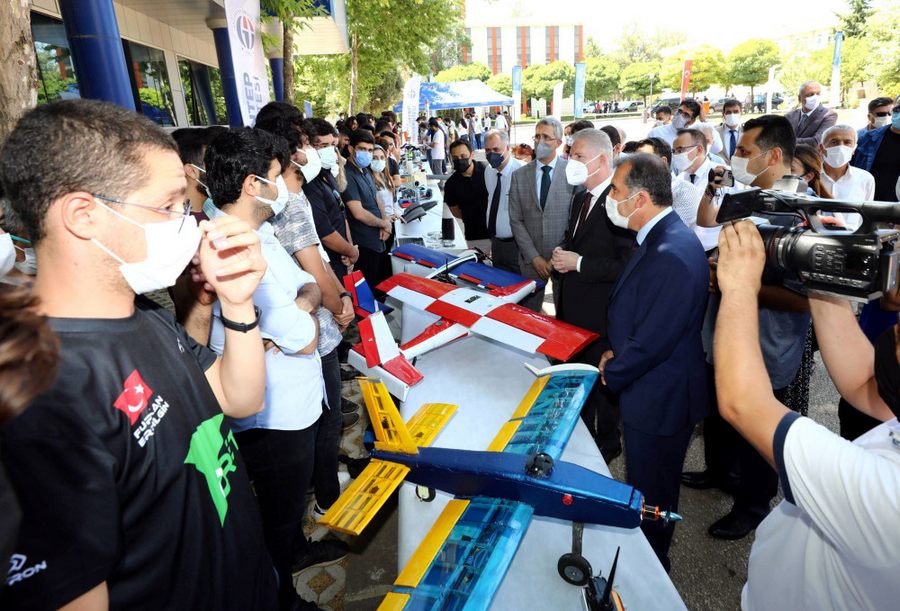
[874,111,892,117]
[533,134,558,143]
[93,194,192,232]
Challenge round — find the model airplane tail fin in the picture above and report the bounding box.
[343,270,393,319]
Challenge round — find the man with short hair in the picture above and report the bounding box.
[654,105,673,127]
[716,99,743,163]
[670,129,720,250]
[599,153,709,571]
[852,95,900,202]
[859,96,894,139]
[785,81,838,147]
[551,129,632,462]
[171,127,214,217]
[445,138,490,251]
[0,99,277,609]
[508,117,575,311]
[819,124,875,230]
[342,129,392,288]
[483,129,524,273]
[427,118,446,176]
[304,118,358,277]
[494,110,508,133]
[648,98,703,146]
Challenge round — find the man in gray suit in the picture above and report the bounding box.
[785,81,838,147]
[716,98,743,164]
[509,117,575,311]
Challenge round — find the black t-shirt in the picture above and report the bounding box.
[0,298,277,610]
[342,162,384,252]
[388,156,399,177]
[443,161,489,240]
[303,170,348,258]
[872,128,900,202]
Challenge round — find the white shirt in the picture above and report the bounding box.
[647,123,678,146]
[209,220,323,432]
[430,128,445,160]
[678,156,715,188]
[534,154,559,202]
[494,114,508,130]
[472,118,483,134]
[743,415,900,611]
[821,165,876,231]
[574,176,612,272]
[671,177,717,250]
[484,156,525,239]
[483,115,492,129]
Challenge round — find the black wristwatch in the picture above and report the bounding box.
[339,291,352,300]
[220,306,261,333]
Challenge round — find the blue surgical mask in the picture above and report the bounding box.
[487,152,505,169]
[892,111,900,131]
[354,150,373,168]
[254,174,290,216]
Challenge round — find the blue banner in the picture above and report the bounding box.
[304,100,313,117]
[511,65,522,121]
[829,31,843,107]
[574,62,586,119]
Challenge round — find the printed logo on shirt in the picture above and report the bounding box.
[113,369,153,425]
[184,413,239,527]
[6,554,47,586]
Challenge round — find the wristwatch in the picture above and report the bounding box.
[219,306,261,333]
[339,291,352,300]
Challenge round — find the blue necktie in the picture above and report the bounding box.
[729,130,737,158]
[539,165,552,210]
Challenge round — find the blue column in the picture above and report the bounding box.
[191,63,219,124]
[58,0,135,110]
[269,58,284,102]
[208,19,243,127]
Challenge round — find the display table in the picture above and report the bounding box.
[393,179,468,255]
[394,333,687,610]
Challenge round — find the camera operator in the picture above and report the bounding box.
[714,219,898,610]
[684,116,812,540]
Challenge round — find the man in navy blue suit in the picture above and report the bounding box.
[599,153,709,571]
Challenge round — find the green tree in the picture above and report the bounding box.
[612,23,686,65]
[523,61,575,101]
[726,39,781,101]
[434,62,491,83]
[838,0,873,38]
[660,46,726,93]
[585,35,603,59]
[486,73,512,97]
[867,0,900,93]
[619,61,660,103]
[583,56,619,101]
[262,0,323,105]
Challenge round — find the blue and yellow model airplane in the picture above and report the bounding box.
[319,364,680,610]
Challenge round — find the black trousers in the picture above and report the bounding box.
[701,363,738,481]
[838,397,882,440]
[235,424,318,609]
[314,348,343,509]
[355,245,390,297]
[575,342,621,456]
[490,238,520,274]
[624,422,693,572]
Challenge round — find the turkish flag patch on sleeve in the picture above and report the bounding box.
[114,369,154,425]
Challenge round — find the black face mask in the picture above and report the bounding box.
[874,325,900,419]
[453,158,471,173]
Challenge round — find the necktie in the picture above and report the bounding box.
[729,130,737,157]
[539,165,552,210]
[576,192,593,236]
[797,113,806,134]
[488,170,502,237]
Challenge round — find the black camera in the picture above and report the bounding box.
[715,188,900,302]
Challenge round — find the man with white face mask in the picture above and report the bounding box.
[716,99,743,163]
[598,153,709,572]
[648,98,703,146]
[0,100,276,609]
[785,80,838,147]
[551,128,633,463]
[819,124,875,231]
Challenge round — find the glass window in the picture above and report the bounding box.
[30,12,80,105]
[178,57,227,126]
[123,40,176,126]
[545,26,559,63]
[488,27,502,74]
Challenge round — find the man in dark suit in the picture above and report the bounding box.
[551,129,632,462]
[599,153,709,571]
[784,81,838,147]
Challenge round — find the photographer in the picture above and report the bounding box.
[714,220,898,610]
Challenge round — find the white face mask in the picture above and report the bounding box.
[671,148,698,174]
[371,159,387,173]
[0,233,15,275]
[824,145,854,169]
[565,152,603,186]
[874,115,892,129]
[730,150,768,186]
[318,146,338,169]
[294,147,323,184]
[803,94,820,111]
[13,246,37,276]
[254,174,290,215]
[565,136,574,147]
[605,191,639,229]
[92,202,201,295]
[723,113,741,128]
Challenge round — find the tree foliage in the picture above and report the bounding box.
[523,61,575,101]
[486,73,512,97]
[583,56,619,101]
[619,61,660,99]
[726,39,781,89]
[867,0,900,93]
[660,46,726,92]
[434,62,491,83]
[838,0,873,38]
[612,23,686,65]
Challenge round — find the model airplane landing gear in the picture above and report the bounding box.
[415,485,436,502]
[582,547,624,611]
[558,521,592,586]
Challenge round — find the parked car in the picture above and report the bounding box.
[582,101,600,114]
[752,93,784,112]
[614,100,644,113]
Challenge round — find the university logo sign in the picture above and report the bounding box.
[235,12,256,51]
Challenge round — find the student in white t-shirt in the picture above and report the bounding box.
[427,117,445,176]
[714,220,900,611]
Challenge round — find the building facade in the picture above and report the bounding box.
[463,23,584,75]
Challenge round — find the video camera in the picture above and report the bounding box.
[715,187,900,302]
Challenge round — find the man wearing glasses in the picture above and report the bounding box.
[0,100,276,609]
[648,98,704,147]
[508,116,575,311]
[852,95,900,202]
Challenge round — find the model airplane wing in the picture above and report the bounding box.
[380,497,534,611]
[320,459,410,536]
[392,243,546,290]
[378,273,599,362]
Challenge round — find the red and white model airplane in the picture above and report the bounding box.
[348,272,599,400]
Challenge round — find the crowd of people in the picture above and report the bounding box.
[0,79,898,610]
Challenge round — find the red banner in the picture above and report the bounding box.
[680,59,693,101]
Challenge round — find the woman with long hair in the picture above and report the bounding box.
[792,144,834,198]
